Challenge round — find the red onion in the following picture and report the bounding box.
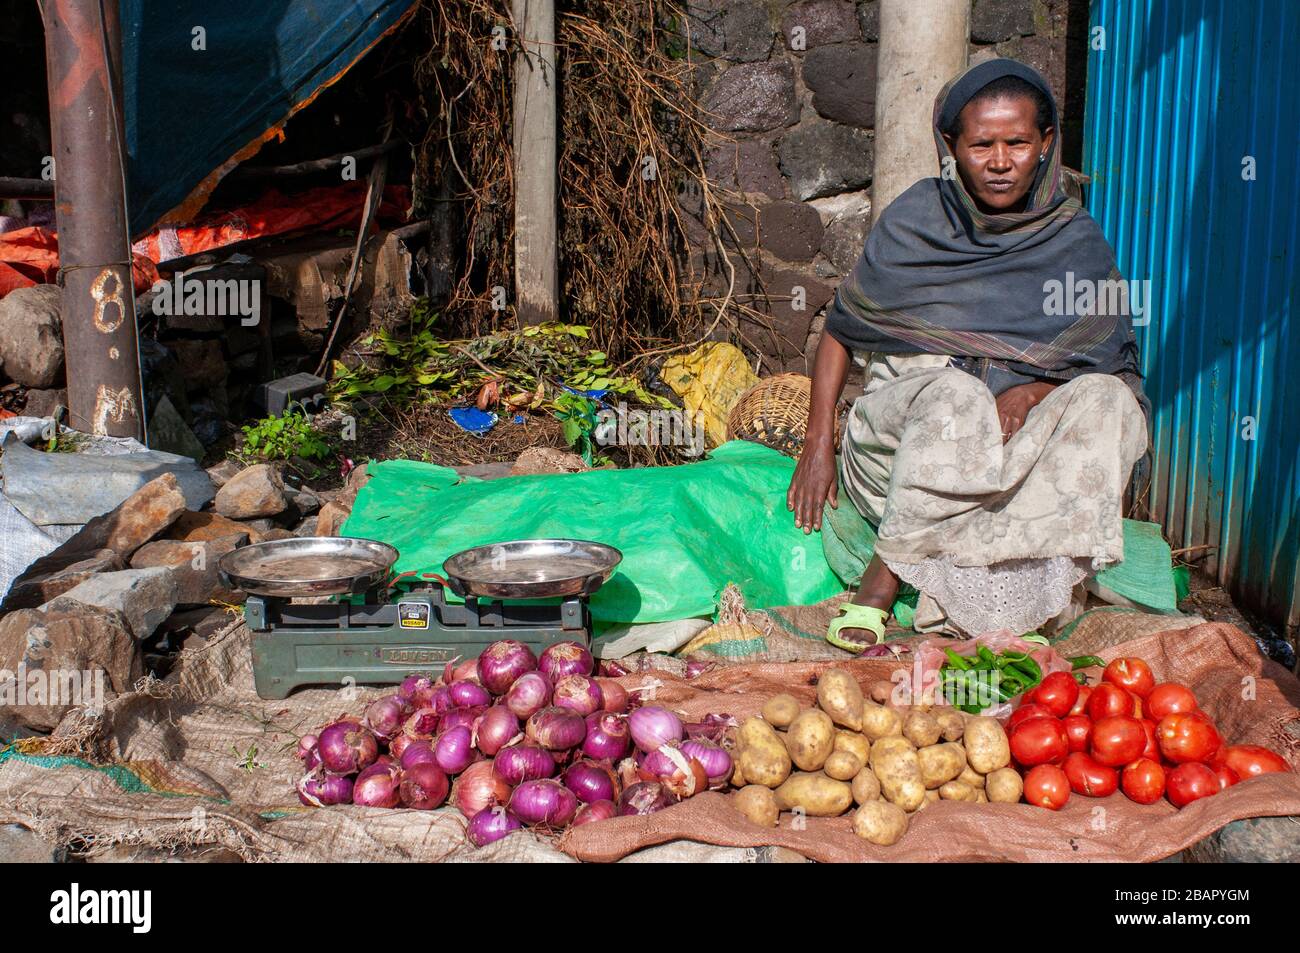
[582,711,631,761]
[474,706,521,756]
[443,656,480,685]
[562,759,619,804]
[467,806,522,847]
[297,734,322,771]
[318,720,379,775]
[430,685,454,715]
[681,738,733,788]
[399,762,450,810]
[364,694,407,739]
[526,706,586,751]
[476,640,538,695]
[509,779,579,827]
[453,762,512,819]
[399,740,437,771]
[595,678,629,713]
[572,799,617,827]
[353,762,402,808]
[618,781,675,816]
[505,672,552,719]
[434,724,475,775]
[628,706,684,753]
[553,675,603,717]
[684,659,715,679]
[637,743,709,798]
[388,733,414,762]
[297,769,353,807]
[439,705,486,734]
[405,707,441,742]
[539,641,593,682]
[683,713,737,742]
[600,659,631,677]
[399,674,436,706]
[448,680,492,708]
[493,745,557,785]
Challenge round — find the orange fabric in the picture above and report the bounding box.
[0,227,158,299]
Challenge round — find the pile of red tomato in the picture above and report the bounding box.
[1004,657,1290,811]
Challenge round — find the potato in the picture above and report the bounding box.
[957,765,985,789]
[852,800,909,846]
[736,717,792,788]
[774,772,854,817]
[823,750,863,781]
[868,736,925,811]
[833,730,871,764]
[860,702,903,741]
[733,785,779,827]
[761,693,801,729]
[984,767,1024,803]
[850,767,881,805]
[963,717,1011,774]
[816,669,864,730]
[867,679,895,705]
[934,709,965,742]
[975,790,989,803]
[903,710,943,747]
[786,709,836,771]
[917,742,967,789]
[731,757,748,788]
[939,780,978,802]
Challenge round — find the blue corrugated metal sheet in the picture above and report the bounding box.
[1083,0,1300,629]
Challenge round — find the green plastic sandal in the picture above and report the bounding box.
[826,603,889,652]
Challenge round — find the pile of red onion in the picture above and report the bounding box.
[295,640,732,847]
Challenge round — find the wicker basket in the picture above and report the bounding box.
[726,373,841,456]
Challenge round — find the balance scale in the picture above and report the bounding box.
[218,537,622,699]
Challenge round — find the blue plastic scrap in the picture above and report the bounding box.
[447,407,497,436]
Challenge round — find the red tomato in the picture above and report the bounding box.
[1030,671,1080,718]
[1166,762,1220,808]
[1121,758,1167,804]
[1006,703,1055,734]
[1213,764,1240,790]
[1090,715,1147,767]
[1063,714,1093,753]
[1010,717,1069,767]
[1103,657,1156,699]
[1063,751,1119,797]
[1221,744,1291,778]
[1138,718,1160,762]
[1069,685,1092,717]
[1088,683,1138,720]
[1146,683,1198,720]
[1156,712,1222,764]
[1023,764,1071,810]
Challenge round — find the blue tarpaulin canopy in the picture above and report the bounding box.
[120,0,416,234]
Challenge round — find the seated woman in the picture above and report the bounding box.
[788,58,1148,649]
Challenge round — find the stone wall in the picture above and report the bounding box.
[678,0,1088,377]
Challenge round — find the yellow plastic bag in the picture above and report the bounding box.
[660,342,759,447]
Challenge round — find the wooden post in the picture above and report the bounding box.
[512,0,558,325]
[872,0,970,225]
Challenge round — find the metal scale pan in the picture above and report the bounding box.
[441,538,623,600]
[218,536,399,598]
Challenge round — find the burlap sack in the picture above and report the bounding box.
[563,621,1300,862]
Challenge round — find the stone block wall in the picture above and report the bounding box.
[679,0,1088,376]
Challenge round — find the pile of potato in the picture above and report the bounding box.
[729,669,1017,845]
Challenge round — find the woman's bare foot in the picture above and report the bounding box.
[834,555,900,648]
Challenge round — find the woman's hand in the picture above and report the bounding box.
[787,435,838,533]
[995,381,1058,442]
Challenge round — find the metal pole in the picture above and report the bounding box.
[512,0,558,325]
[42,0,144,439]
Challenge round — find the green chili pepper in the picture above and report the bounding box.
[1073,672,1089,685]
[1069,655,1106,670]
[944,648,972,671]
[1012,656,1042,682]
[976,646,999,668]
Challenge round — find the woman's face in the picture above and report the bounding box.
[944,95,1054,213]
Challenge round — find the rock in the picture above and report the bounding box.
[258,528,296,542]
[147,395,206,461]
[50,567,180,640]
[170,339,227,391]
[0,284,64,387]
[857,0,879,41]
[0,824,62,863]
[315,501,351,537]
[242,518,278,535]
[285,486,321,515]
[511,447,589,476]
[335,463,371,510]
[742,263,835,370]
[22,387,67,419]
[777,120,874,200]
[213,464,287,519]
[810,189,871,273]
[452,462,514,481]
[684,0,775,62]
[970,0,1035,44]
[130,534,247,605]
[760,201,825,262]
[0,601,142,731]
[166,510,266,544]
[294,517,320,537]
[781,0,860,49]
[703,62,799,133]
[705,138,786,198]
[1182,816,1300,863]
[802,41,877,127]
[205,459,242,488]
[2,550,126,611]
